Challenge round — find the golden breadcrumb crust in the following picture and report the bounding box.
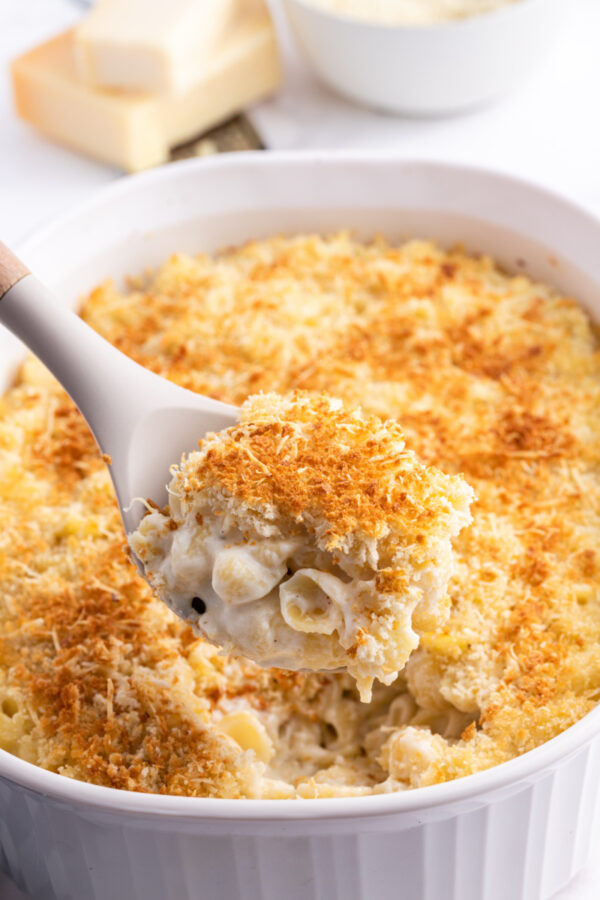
[0,234,599,795]
[183,390,472,548]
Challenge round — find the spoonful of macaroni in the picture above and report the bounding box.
[0,245,474,701]
[130,392,474,701]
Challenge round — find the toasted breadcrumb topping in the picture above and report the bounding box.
[0,234,598,797]
[193,391,472,547]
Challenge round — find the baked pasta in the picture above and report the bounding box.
[0,234,598,797]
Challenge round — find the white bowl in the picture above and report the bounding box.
[2,154,600,900]
[282,0,567,115]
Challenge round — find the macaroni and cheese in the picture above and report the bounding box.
[0,234,598,798]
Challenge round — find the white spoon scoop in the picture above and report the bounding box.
[0,242,237,548]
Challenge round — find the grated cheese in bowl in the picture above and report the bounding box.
[303,0,521,25]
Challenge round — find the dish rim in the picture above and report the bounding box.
[5,150,600,821]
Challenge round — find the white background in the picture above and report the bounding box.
[1,0,600,896]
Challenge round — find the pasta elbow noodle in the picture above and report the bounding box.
[218,711,274,763]
[212,548,284,605]
[279,569,346,635]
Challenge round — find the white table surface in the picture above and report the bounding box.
[1,1,600,897]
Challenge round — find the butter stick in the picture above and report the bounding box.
[12,10,280,173]
[74,0,239,94]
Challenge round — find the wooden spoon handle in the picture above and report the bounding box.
[0,242,29,300]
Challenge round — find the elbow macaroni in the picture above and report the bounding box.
[218,711,275,763]
[280,570,346,635]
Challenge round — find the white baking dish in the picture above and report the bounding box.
[2,155,600,900]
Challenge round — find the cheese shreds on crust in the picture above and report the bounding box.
[129,391,473,701]
[0,233,599,797]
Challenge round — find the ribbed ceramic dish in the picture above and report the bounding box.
[2,155,600,900]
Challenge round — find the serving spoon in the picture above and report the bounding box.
[0,242,237,559]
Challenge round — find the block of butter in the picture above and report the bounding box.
[12,7,279,172]
[74,0,239,94]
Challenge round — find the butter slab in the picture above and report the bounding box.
[12,9,280,172]
[74,0,239,94]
